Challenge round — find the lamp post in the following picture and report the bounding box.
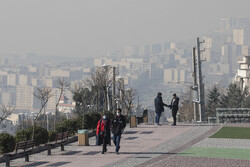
[125,88,132,128]
[117,76,124,109]
[31,112,34,127]
[46,112,49,131]
[102,63,117,114]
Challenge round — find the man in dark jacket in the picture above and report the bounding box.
[112,108,126,154]
[169,93,179,126]
[154,92,168,125]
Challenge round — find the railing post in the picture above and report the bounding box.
[61,144,64,151]
[25,154,29,162]
[5,154,10,167]
[47,145,51,155]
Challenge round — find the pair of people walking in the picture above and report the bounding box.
[154,92,179,126]
[96,108,126,154]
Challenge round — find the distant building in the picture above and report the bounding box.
[16,85,34,110]
[0,119,16,135]
[123,46,138,57]
[235,47,250,90]
[7,74,16,86]
[18,74,28,85]
[233,29,250,46]
[163,68,187,83]
[58,95,75,114]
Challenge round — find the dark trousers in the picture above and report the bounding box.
[102,136,107,152]
[113,132,121,152]
[172,110,178,125]
[155,112,162,124]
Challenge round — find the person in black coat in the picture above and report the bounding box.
[169,93,179,126]
[111,108,126,154]
[154,92,168,125]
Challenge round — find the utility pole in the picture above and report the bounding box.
[196,37,205,122]
[192,47,198,122]
[112,66,116,114]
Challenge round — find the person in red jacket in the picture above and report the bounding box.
[96,113,111,154]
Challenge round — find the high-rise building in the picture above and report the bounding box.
[151,44,163,54]
[233,29,250,46]
[235,55,250,91]
[18,74,28,85]
[221,44,242,73]
[138,45,150,57]
[123,46,138,57]
[233,29,245,45]
[7,74,16,86]
[16,85,34,109]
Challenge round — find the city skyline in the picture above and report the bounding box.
[0,0,250,58]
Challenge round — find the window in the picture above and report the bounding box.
[2,125,7,128]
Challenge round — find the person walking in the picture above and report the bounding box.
[96,113,111,154]
[154,92,168,125]
[169,93,179,126]
[111,108,126,154]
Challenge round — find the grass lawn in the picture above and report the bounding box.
[210,127,250,139]
[178,147,250,160]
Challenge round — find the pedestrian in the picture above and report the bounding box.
[154,92,168,125]
[96,113,111,154]
[169,93,179,126]
[111,108,126,154]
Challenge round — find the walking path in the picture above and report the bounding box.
[3,123,250,167]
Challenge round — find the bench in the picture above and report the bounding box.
[4,140,34,167]
[46,131,70,155]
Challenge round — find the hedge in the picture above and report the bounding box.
[0,133,16,154]
[15,126,48,146]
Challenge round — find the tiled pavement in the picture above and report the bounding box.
[3,123,250,167]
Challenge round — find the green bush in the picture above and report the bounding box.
[15,129,31,142]
[84,112,102,130]
[48,131,57,142]
[15,126,48,146]
[27,126,48,146]
[0,133,16,154]
[91,112,102,128]
[56,117,82,133]
[105,111,115,121]
[55,111,113,133]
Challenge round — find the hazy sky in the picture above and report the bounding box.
[0,0,249,58]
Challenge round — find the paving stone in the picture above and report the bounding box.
[2,123,240,167]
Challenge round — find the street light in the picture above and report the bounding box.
[117,76,124,109]
[102,63,117,113]
[46,112,49,131]
[31,112,34,127]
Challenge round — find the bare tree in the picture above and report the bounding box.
[16,119,32,131]
[96,67,112,111]
[85,67,112,111]
[178,89,194,123]
[85,67,100,111]
[33,87,54,139]
[121,88,137,116]
[69,81,91,129]
[54,78,69,130]
[0,104,14,124]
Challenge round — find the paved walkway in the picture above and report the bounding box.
[2,123,242,167]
